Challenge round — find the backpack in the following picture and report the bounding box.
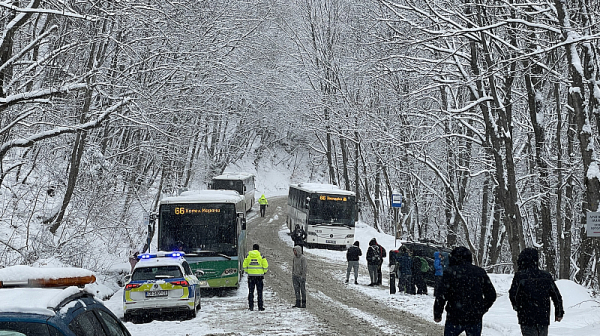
[369,245,382,263]
[417,256,429,273]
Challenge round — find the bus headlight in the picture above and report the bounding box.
[199,281,209,287]
[308,231,317,236]
[222,268,238,276]
[346,234,354,238]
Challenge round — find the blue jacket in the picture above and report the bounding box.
[434,251,443,276]
[396,252,412,275]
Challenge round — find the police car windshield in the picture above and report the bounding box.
[131,266,183,281]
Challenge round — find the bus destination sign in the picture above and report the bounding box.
[174,207,221,215]
[319,195,347,202]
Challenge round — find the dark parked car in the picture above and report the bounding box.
[0,266,131,336]
[399,241,452,286]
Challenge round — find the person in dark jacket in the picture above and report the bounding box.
[412,251,428,294]
[345,241,362,284]
[370,238,386,285]
[509,248,564,336]
[396,247,413,294]
[366,238,382,286]
[291,224,307,252]
[434,246,496,336]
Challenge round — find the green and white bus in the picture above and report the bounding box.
[157,190,247,288]
[287,183,358,249]
[209,173,256,212]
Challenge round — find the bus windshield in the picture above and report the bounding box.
[308,194,356,227]
[158,203,238,256]
[211,180,244,195]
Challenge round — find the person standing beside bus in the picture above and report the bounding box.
[243,244,269,311]
[258,194,268,217]
[291,224,307,252]
[367,239,382,286]
[345,241,362,284]
[291,245,308,308]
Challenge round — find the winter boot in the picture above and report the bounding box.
[345,279,349,284]
[292,300,301,308]
[300,300,306,308]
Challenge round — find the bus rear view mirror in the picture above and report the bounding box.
[195,270,205,277]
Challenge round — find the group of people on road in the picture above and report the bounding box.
[244,200,564,336]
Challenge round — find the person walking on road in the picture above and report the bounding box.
[509,248,564,336]
[434,246,496,336]
[366,238,382,286]
[291,224,307,252]
[291,245,308,308]
[258,194,268,217]
[396,247,413,294]
[345,241,362,284]
[243,244,269,311]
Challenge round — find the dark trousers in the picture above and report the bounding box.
[260,204,266,217]
[377,262,383,285]
[248,276,264,309]
[414,272,427,294]
[444,321,482,336]
[398,274,412,293]
[520,325,549,336]
[434,275,442,297]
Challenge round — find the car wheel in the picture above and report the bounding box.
[123,312,131,323]
[188,307,197,320]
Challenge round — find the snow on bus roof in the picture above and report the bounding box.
[211,172,255,180]
[291,183,356,196]
[161,190,244,204]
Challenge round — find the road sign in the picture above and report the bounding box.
[391,194,402,208]
[586,212,600,237]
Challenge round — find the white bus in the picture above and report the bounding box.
[157,190,247,288]
[287,183,358,249]
[209,173,256,212]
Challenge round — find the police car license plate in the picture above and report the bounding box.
[326,240,336,244]
[146,290,168,297]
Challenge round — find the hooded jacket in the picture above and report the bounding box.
[243,249,269,276]
[292,246,307,279]
[434,246,497,324]
[346,241,362,261]
[258,194,268,205]
[509,248,564,326]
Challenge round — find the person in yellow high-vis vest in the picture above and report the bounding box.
[258,194,268,217]
[243,244,269,311]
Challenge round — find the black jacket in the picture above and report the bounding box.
[434,247,496,324]
[509,248,564,326]
[291,227,307,245]
[346,245,362,261]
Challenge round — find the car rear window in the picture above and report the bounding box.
[0,322,58,336]
[131,266,183,281]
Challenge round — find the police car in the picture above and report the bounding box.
[123,251,202,322]
[0,265,130,336]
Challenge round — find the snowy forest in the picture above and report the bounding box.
[1,0,599,291]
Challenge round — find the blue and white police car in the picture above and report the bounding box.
[123,251,202,322]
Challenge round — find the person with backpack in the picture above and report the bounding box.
[413,251,428,295]
[374,238,386,285]
[345,241,362,284]
[366,238,382,286]
[509,248,564,336]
